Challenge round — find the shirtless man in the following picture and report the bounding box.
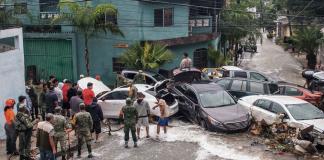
[153,95,169,137]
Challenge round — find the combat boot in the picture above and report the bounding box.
[87,144,93,158]
[124,141,129,148]
[134,142,138,148]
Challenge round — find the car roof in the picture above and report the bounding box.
[219,77,269,83]
[189,83,224,92]
[114,84,153,92]
[122,69,158,76]
[248,95,308,105]
[221,66,243,71]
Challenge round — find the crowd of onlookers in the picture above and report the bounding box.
[4,75,104,160]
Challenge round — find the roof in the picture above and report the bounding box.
[221,66,243,71]
[313,72,324,80]
[114,84,153,92]
[262,95,307,105]
[190,83,223,92]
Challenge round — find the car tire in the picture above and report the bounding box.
[199,119,208,131]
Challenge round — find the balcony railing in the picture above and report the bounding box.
[40,12,59,20]
[189,16,213,36]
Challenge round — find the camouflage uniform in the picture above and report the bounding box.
[133,73,146,84]
[128,86,138,102]
[116,74,126,88]
[15,111,33,159]
[53,113,71,159]
[75,111,93,156]
[122,98,138,147]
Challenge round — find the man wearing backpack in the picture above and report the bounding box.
[16,105,34,160]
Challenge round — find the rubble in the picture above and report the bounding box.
[250,118,324,157]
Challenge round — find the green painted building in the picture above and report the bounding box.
[5,0,224,85]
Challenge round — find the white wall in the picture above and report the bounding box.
[0,28,25,139]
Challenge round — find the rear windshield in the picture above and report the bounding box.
[233,71,248,78]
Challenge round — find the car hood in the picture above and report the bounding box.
[299,119,324,133]
[78,77,111,97]
[173,68,202,83]
[203,104,250,123]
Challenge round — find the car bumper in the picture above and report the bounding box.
[207,119,251,133]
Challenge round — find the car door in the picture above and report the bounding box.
[249,81,266,95]
[269,102,290,122]
[228,79,248,98]
[251,99,275,124]
[250,72,268,81]
[174,85,190,113]
[99,90,129,118]
[183,88,199,119]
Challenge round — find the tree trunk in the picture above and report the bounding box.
[306,53,316,70]
[84,34,90,76]
[234,42,239,66]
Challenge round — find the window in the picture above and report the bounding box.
[154,8,173,27]
[97,13,118,25]
[123,73,136,80]
[255,99,272,111]
[112,58,125,72]
[284,87,302,96]
[249,82,265,94]
[230,80,247,91]
[14,3,27,14]
[216,79,231,89]
[104,91,128,100]
[145,76,155,85]
[270,103,286,115]
[250,72,267,81]
[233,71,247,78]
[40,0,59,12]
[193,48,208,69]
[0,37,16,53]
[184,89,198,104]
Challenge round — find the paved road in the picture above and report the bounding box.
[241,34,305,85]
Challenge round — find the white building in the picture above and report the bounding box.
[0,28,25,139]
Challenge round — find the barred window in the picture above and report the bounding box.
[154,8,173,27]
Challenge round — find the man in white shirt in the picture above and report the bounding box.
[180,52,192,69]
[52,79,63,106]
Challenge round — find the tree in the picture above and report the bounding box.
[0,0,21,28]
[120,42,173,70]
[52,0,123,76]
[292,27,324,69]
[220,0,261,66]
[208,47,231,67]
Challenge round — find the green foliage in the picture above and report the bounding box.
[292,27,323,55]
[120,42,173,70]
[0,0,21,27]
[208,47,231,67]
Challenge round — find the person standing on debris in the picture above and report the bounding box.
[16,105,35,160]
[82,82,95,108]
[127,82,138,102]
[4,99,18,156]
[134,92,150,139]
[36,113,56,160]
[153,95,169,138]
[115,71,126,88]
[75,103,93,158]
[45,83,59,114]
[62,80,72,116]
[120,98,138,148]
[53,107,71,160]
[133,70,146,84]
[88,98,104,143]
[70,90,83,117]
[53,79,63,106]
[180,52,192,69]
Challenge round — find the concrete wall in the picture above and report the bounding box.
[0,28,26,139]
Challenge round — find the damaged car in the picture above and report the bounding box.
[78,78,178,119]
[156,68,251,132]
[238,95,324,146]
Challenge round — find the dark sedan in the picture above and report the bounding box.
[168,82,251,132]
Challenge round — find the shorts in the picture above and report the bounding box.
[158,117,169,126]
[91,121,101,134]
[137,117,149,128]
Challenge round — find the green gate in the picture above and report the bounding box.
[24,38,74,82]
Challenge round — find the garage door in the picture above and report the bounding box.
[24,38,74,81]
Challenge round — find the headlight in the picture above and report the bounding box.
[208,116,222,126]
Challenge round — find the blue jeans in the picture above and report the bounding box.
[40,149,56,160]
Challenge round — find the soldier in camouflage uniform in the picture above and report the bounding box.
[53,107,71,160]
[115,71,127,88]
[15,105,34,160]
[120,98,138,148]
[75,103,93,158]
[133,70,146,84]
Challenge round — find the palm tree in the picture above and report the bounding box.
[120,42,173,70]
[208,47,231,67]
[292,27,324,69]
[52,0,123,76]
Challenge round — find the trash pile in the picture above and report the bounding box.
[250,117,324,158]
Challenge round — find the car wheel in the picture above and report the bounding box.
[199,119,208,131]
